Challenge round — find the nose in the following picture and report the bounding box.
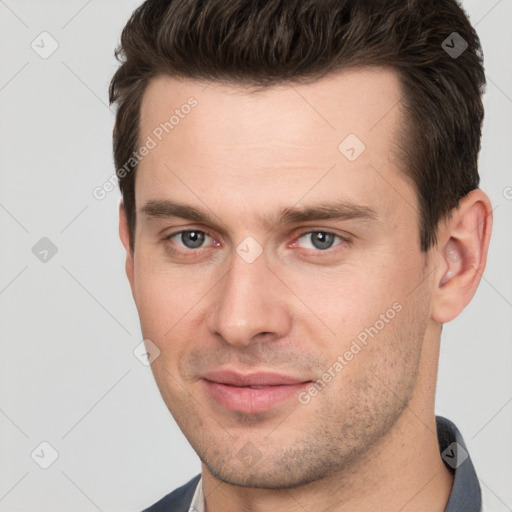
[206,248,292,348]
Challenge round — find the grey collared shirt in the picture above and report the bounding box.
[437,416,482,511]
[188,416,481,512]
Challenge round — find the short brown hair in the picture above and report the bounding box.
[109,0,485,252]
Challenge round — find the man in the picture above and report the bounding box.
[110,0,492,510]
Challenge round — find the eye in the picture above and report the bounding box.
[163,229,348,257]
[165,230,215,251]
[295,231,346,251]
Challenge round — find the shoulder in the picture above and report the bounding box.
[142,474,201,512]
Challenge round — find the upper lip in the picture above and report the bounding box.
[202,370,310,387]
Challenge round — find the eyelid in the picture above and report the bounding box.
[163,227,350,255]
[164,228,217,251]
[291,229,350,250]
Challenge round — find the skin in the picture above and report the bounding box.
[119,68,493,511]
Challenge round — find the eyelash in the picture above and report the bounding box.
[162,229,350,257]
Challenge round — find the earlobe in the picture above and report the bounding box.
[431,189,493,324]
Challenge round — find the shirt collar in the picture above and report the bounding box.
[189,416,481,512]
[188,474,205,512]
[437,415,481,511]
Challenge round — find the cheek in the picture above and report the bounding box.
[297,252,425,374]
[296,259,407,335]
[133,272,167,335]
[132,247,212,329]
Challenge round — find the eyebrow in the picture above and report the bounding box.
[140,199,378,230]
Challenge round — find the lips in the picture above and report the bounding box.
[202,370,308,387]
[201,370,312,414]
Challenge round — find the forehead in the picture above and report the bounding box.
[136,68,416,230]
[139,67,403,148]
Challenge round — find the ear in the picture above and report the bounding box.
[431,189,493,324]
[119,201,135,292]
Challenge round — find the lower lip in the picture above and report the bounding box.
[202,379,311,414]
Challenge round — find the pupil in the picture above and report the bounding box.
[182,231,204,248]
[312,232,333,250]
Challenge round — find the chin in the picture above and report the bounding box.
[202,452,334,490]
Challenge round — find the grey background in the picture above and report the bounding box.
[0,0,510,510]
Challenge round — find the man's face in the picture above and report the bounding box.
[123,68,437,487]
